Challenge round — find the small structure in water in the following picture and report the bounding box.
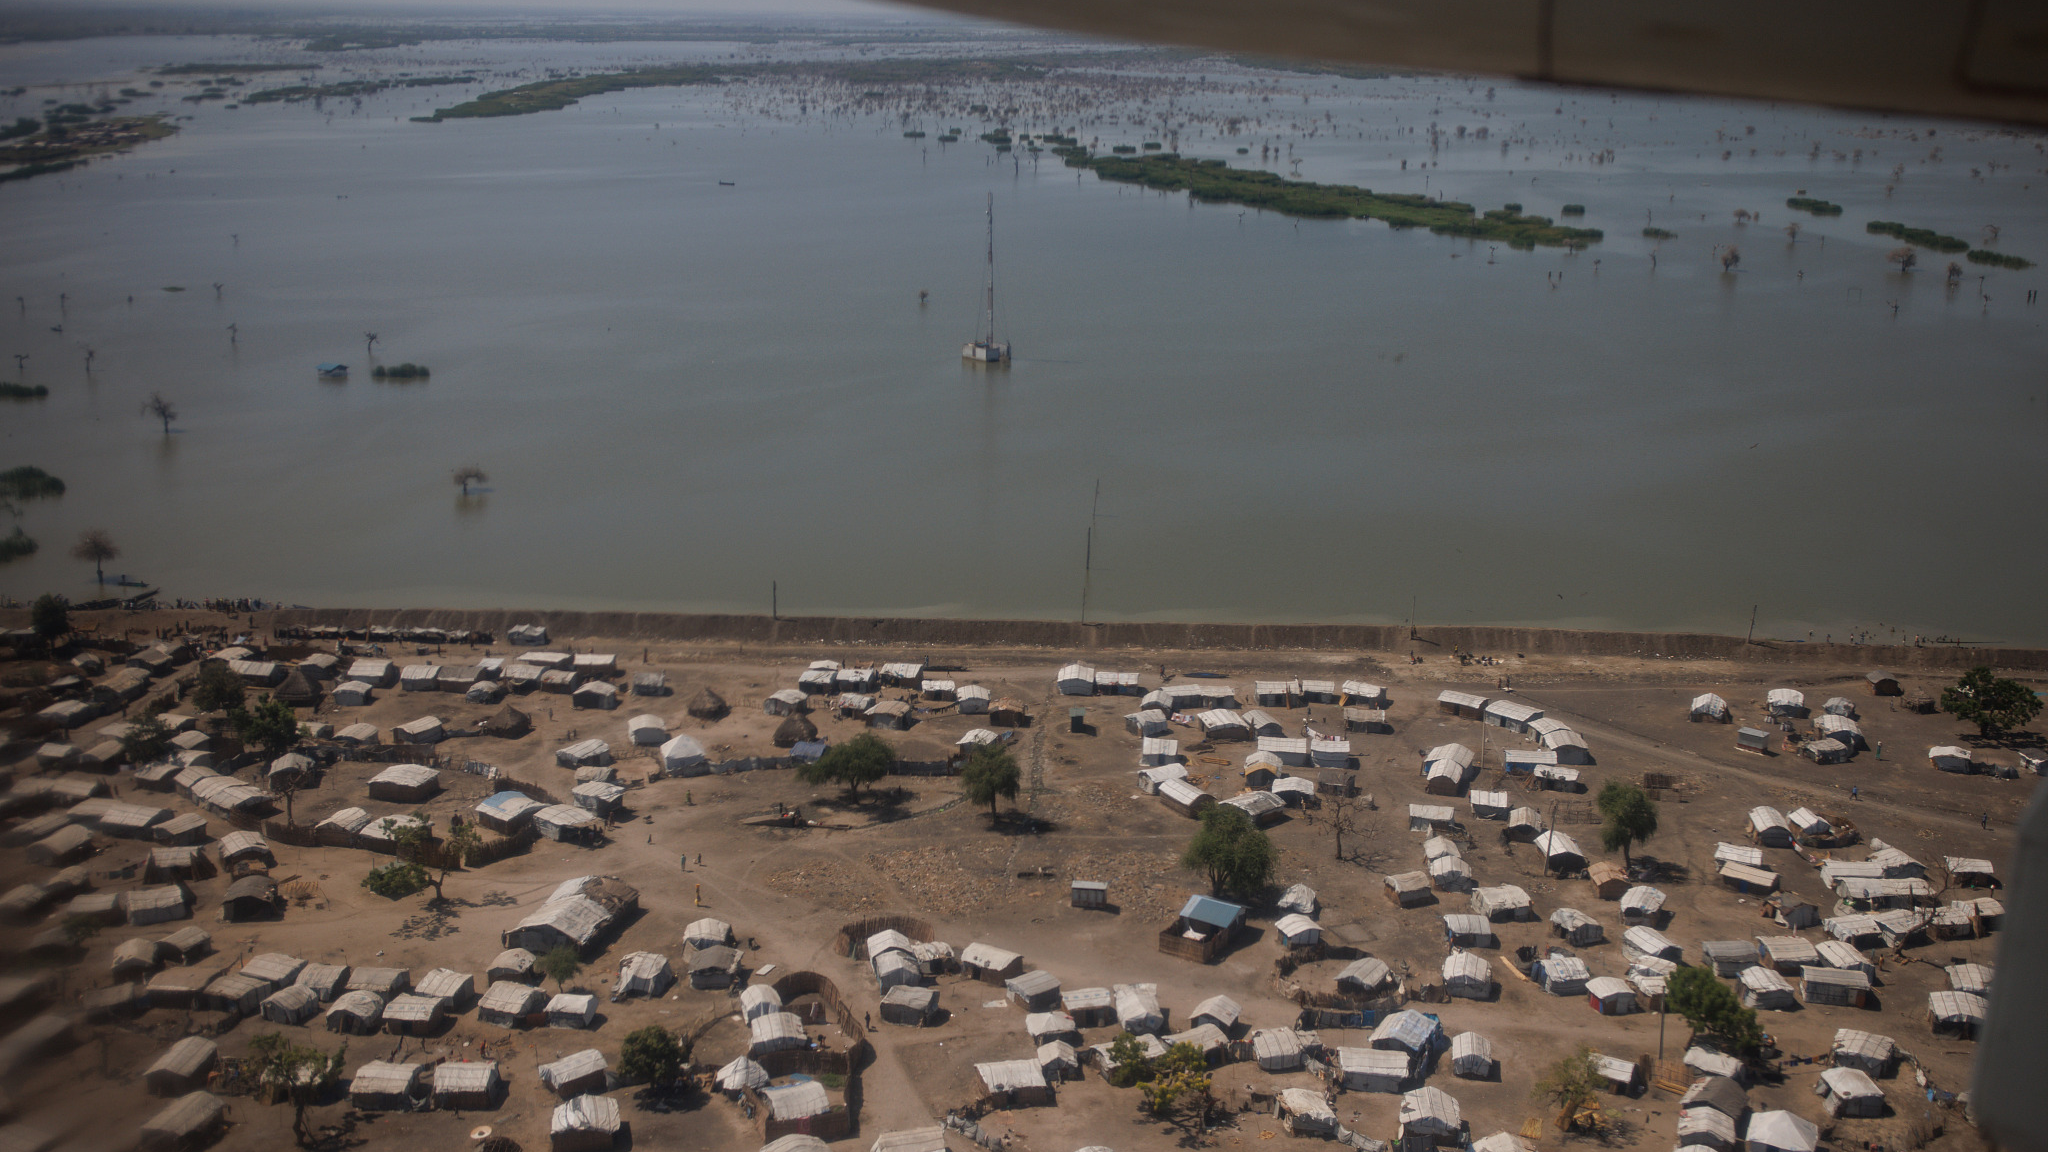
[316,363,347,379]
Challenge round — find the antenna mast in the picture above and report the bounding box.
[983,192,997,343]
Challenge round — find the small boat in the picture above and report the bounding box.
[316,363,348,379]
[962,192,1010,364]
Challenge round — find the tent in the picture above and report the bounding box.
[1746,1110,1819,1152]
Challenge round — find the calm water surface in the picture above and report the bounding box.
[4,35,2046,643]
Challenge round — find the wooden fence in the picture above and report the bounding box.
[831,915,936,959]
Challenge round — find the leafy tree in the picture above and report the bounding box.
[1179,804,1276,898]
[619,1025,689,1086]
[1596,781,1659,867]
[69,528,117,584]
[1531,1046,1603,1132]
[190,659,245,713]
[60,913,104,949]
[797,730,892,800]
[1940,666,2043,739]
[247,1032,346,1147]
[376,812,476,902]
[1139,1041,1212,1123]
[143,392,176,434]
[29,593,68,645]
[235,695,306,759]
[537,944,583,993]
[452,464,487,496]
[960,743,1021,816]
[119,714,172,763]
[1105,1031,1153,1088]
[361,860,428,899]
[1889,246,1917,273]
[1667,965,1763,1056]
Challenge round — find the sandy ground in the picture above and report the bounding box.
[0,610,2037,1152]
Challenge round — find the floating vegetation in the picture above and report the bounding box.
[247,76,474,104]
[371,363,430,379]
[1110,144,1136,154]
[1054,151,1602,248]
[1236,147,1249,154]
[157,63,313,75]
[1966,248,2034,270]
[0,383,49,399]
[304,32,424,52]
[1866,220,1969,253]
[1141,141,1162,150]
[1786,197,1843,216]
[1642,227,1676,239]
[1560,204,1586,216]
[903,130,924,138]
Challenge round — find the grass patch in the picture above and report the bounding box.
[1056,151,1602,248]
[1966,248,2034,270]
[246,76,473,104]
[0,383,49,399]
[1866,220,1969,253]
[1786,197,1843,215]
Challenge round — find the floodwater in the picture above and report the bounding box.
[4,33,2046,644]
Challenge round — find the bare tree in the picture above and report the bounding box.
[1783,222,1800,244]
[1982,224,2001,245]
[1889,246,1918,273]
[452,464,487,497]
[363,331,379,358]
[70,529,118,585]
[1326,792,1361,861]
[143,393,176,434]
[1718,245,1741,272]
[1947,262,1964,284]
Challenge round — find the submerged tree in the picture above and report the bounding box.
[452,464,487,496]
[1889,246,1918,273]
[69,528,118,584]
[1718,244,1741,272]
[143,392,176,434]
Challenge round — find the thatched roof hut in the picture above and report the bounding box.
[772,714,818,748]
[685,687,728,720]
[481,705,530,738]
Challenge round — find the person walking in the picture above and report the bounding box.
[1981,813,1990,830]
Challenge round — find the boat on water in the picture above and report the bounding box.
[963,192,1010,364]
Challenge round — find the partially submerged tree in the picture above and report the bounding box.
[190,659,245,713]
[1719,244,1740,272]
[143,392,176,434]
[1940,666,2043,739]
[1667,965,1764,1055]
[960,743,1021,817]
[537,943,583,993]
[1889,246,1917,273]
[69,529,117,584]
[247,1032,347,1148]
[1596,781,1659,868]
[1180,804,1276,898]
[797,730,893,800]
[1531,1046,1604,1132]
[619,1025,690,1088]
[452,464,487,496]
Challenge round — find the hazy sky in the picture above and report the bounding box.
[78,0,941,15]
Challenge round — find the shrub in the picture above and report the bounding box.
[619,1026,688,1085]
[1967,248,2034,270]
[1560,203,1586,215]
[1866,220,1969,252]
[1786,197,1843,215]
[362,861,429,898]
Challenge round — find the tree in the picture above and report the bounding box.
[1105,1031,1153,1088]
[119,713,172,763]
[1889,246,1917,273]
[1596,781,1659,868]
[1179,804,1276,898]
[1326,792,1362,861]
[1719,244,1740,272]
[1667,965,1763,1055]
[537,944,583,993]
[1940,666,2043,739]
[235,695,304,758]
[1139,1042,1213,1123]
[1783,222,1801,244]
[798,730,893,800]
[190,659,245,713]
[377,812,477,902]
[1531,1046,1603,1132]
[960,743,1021,816]
[247,1032,346,1147]
[69,529,117,584]
[59,913,104,949]
[619,1025,690,1087]
[363,331,378,358]
[361,860,428,899]
[143,392,176,434]
[29,593,68,646]
[452,464,487,496]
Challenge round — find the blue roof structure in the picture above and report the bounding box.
[1179,895,1246,931]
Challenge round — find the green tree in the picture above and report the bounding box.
[118,714,172,763]
[619,1025,690,1087]
[960,743,1021,816]
[29,593,68,646]
[235,695,305,759]
[60,913,104,949]
[247,1032,347,1147]
[361,860,428,899]
[190,659,245,713]
[1179,804,1276,898]
[1531,1046,1603,1132]
[1596,781,1659,868]
[536,944,583,993]
[1139,1041,1212,1122]
[1666,965,1763,1056]
[1940,666,2043,739]
[797,730,893,800]
[376,812,477,902]
[1105,1031,1153,1088]
[69,528,118,584]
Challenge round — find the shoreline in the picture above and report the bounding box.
[206,605,2048,671]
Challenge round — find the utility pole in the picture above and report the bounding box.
[1079,479,1100,624]
[1746,605,1758,645]
[771,581,777,621]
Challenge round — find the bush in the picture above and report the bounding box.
[1866,220,1970,252]
[362,861,428,898]
[1967,248,2034,270]
[1642,227,1676,239]
[1786,197,1843,215]
[1560,203,1586,215]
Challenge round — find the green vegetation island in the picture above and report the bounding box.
[1867,220,2034,268]
[1786,196,1844,215]
[0,114,178,186]
[245,76,476,105]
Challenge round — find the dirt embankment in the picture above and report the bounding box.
[235,606,2048,671]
